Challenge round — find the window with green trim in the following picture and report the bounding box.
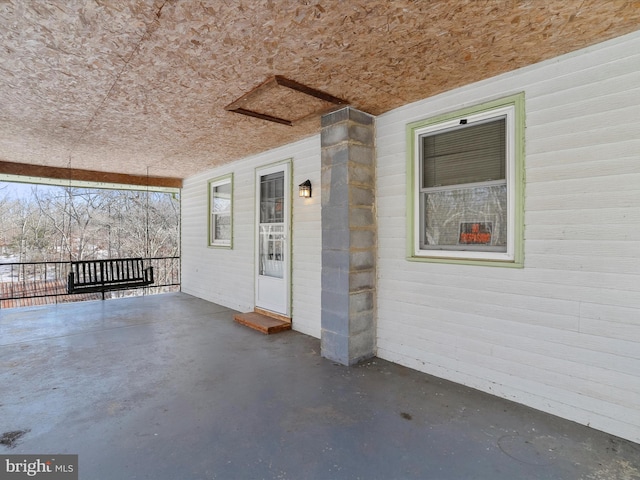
[408,94,524,265]
[208,174,233,248]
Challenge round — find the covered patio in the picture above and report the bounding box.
[1,293,638,479]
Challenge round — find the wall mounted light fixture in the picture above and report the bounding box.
[299,179,312,198]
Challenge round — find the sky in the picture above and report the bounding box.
[0,180,176,198]
[0,181,57,199]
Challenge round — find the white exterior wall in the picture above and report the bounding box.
[376,31,640,443]
[181,136,322,338]
[181,31,640,443]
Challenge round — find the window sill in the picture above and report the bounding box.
[407,254,523,268]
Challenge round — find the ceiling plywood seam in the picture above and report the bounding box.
[66,1,168,171]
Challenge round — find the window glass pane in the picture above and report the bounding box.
[421,184,507,251]
[213,213,231,242]
[212,182,231,213]
[209,176,232,246]
[422,118,505,188]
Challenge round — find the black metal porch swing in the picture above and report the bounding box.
[66,167,154,299]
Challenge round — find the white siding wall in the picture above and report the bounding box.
[181,31,640,443]
[376,31,640,443]
[182,136,322,338]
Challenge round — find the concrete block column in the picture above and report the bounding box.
[320,107,376,366]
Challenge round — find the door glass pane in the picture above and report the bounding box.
[259,224,284,278]
[260,172,284,223]
[259,171,285,278]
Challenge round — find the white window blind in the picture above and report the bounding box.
[422,117,505,188]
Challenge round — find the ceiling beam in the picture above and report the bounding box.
[0,161,182,189]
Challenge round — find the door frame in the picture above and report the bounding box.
[254,159,292,317]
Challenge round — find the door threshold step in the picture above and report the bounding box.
[234,311,291,334]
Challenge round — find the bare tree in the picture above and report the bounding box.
[34,187,121,261]
[4,195,55,262]
[2,181,180,264]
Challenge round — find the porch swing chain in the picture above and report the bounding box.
[65,155,73,264]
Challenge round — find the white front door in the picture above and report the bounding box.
[255,162,290,316]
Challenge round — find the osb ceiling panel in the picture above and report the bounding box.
[1,0,639,181]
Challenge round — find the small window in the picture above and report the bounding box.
[208,174,233,248]
[408,94,524,265]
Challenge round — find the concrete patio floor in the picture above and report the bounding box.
[1,292,638,480]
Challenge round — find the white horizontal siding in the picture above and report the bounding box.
[179,30,640,443]
[526,207,640,226]
[181,157,255,312]
[182,135,322,338]
[377,342,640,444]
[375,30,640,443]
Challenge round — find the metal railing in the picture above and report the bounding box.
[0,257,180,308]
